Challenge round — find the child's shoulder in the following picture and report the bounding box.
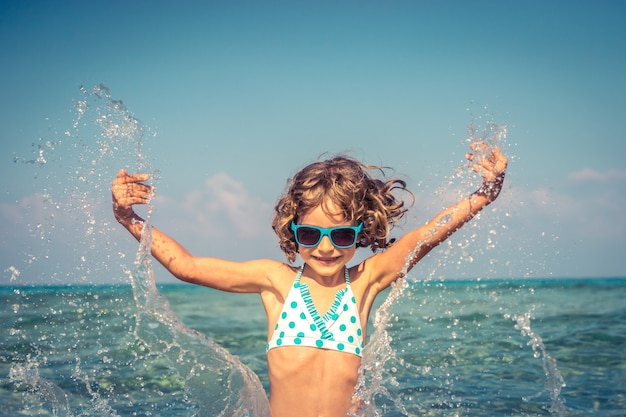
[252,259,299,285]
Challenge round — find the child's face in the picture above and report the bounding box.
[296,199,357,279]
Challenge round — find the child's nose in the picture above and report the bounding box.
[318,235,335,251]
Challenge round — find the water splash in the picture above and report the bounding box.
[9,84,270,416]
[5,265,21,282]
[467,122,507,156]
[126,206,270,416]
[353,117,568,416]
[446,115,508,187]
[9,361,74,417]
[513,312,567,416]
[351,278,410,417]
[9,83,159,284]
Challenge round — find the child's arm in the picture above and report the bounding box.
[369,142,508,289]
[111,169,276,293]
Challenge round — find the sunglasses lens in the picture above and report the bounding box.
[296,227,321,246]
[330,229,356,247]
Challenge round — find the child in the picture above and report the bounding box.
[111,142,507,417]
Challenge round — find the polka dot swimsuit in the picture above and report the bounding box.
[266,265,365,357]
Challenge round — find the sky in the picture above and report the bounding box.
[1,0,625,285]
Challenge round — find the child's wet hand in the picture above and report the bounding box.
[466,142,507,201]
[466,142,507,183]
[111,169,152,223]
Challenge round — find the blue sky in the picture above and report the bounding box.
[1,1,625,285]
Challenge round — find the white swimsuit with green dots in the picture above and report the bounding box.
[266,264,365,357]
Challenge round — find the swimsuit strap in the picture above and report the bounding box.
[294,264,305,285]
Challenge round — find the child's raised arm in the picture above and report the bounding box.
[370,142,508,288]
[111,169,275,293]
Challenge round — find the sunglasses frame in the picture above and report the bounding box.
[290,221,363,248]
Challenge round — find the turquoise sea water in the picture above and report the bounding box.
[2,277,625,416]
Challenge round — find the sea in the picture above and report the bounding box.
[2,275,625,416]
[2,85,625,416]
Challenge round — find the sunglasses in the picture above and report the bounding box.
[291,221,363,248]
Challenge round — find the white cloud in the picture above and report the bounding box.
[508,182,626,242]
[155,172,273,241]
[567,168,626,183]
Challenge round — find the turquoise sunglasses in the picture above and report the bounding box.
[291,221,363,248]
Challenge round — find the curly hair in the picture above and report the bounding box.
[272,155,413,263]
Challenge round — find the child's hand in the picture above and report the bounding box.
[466,142,508,201]
[111,169,151,224]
